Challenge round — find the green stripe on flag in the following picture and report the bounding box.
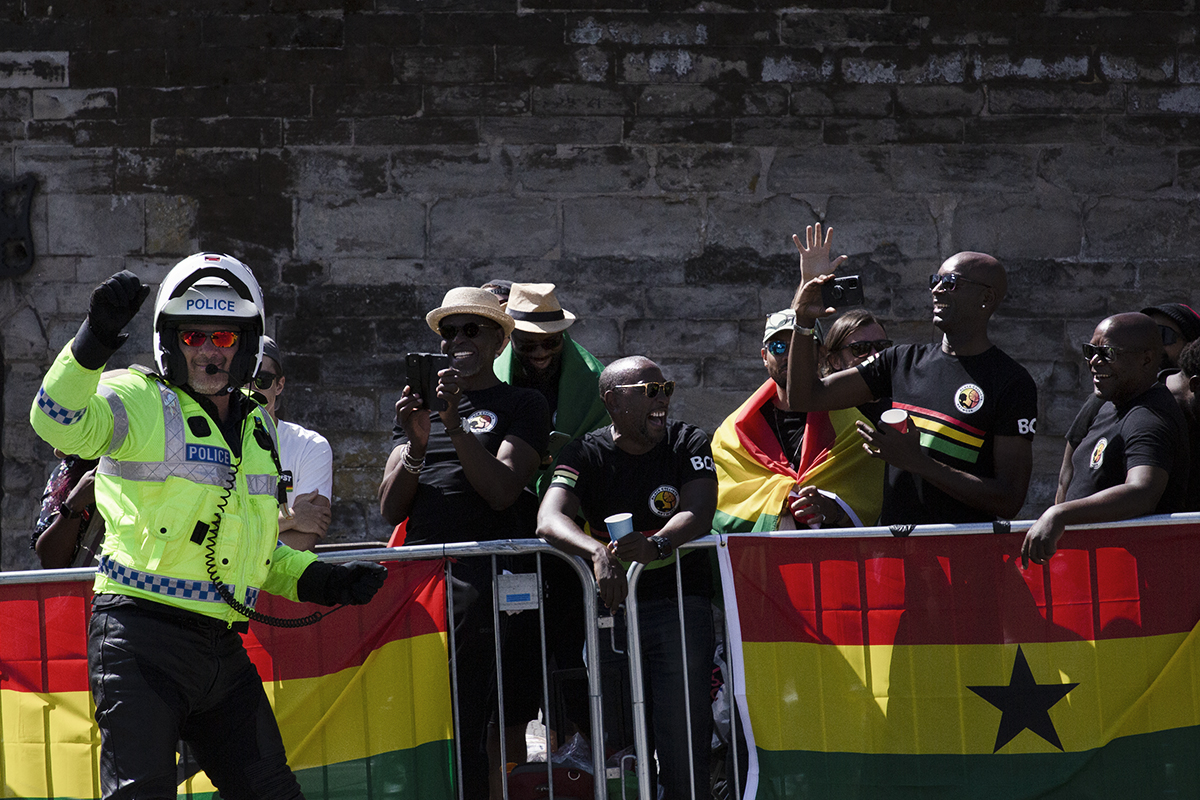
[919,431,979,464]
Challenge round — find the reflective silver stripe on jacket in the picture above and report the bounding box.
[247,474,277,496]
[99,555,259,609]
[99,384,129,454]
[96,382,233,487]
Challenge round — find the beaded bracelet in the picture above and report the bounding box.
[400,445,425,474]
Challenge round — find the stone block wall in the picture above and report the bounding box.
[3,2,1199,567]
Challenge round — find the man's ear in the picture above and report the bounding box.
[276,374,286,399]
[1189,374,1200,396]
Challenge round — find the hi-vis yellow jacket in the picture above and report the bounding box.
[30,342,317,624]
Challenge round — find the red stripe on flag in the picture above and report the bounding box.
[244,559,446,682]
[0,581,92,693]
[729,523,1200,646]
[893,402,987,437]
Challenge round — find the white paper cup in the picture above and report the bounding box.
[604,512,634,541]
[880,408,909,434]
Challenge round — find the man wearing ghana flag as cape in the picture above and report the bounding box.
[787,226,1038,525]
[711,304,887,533]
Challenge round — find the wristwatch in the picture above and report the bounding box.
[649,534,673,560]
[57,501,83,519]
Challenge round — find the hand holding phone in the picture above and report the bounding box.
[405,353,451,412]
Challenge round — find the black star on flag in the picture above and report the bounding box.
[968,645,1079,752]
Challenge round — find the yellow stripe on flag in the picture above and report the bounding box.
[743,630,1200,756]
[182,631,452,795]
[0,688,98,799]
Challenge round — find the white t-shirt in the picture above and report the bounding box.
[278,419,333,500]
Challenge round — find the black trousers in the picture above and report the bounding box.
[88,596,304,800]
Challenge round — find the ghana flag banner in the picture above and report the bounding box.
[0,559,454,800]
[718,521,1200,799]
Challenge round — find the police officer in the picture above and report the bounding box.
[31,254,386,800]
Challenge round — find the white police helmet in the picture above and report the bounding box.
[153,253,266,387]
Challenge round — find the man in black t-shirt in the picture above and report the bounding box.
[787,249,1037,525]
[1022,313,1190,567]
[538,356,717,800]
[379,286,549,800]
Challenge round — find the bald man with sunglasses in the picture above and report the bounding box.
[1022,313,1189,568]
[538,356,717,800]
[788,239,1038,526]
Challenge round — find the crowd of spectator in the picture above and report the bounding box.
[30,227,1200,800]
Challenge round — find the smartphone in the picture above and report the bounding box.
[821,275,864,308]
[405,353,451,412]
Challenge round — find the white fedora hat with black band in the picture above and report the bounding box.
[426,286,515,335]
[506,283,576,334]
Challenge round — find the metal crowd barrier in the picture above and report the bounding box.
[13,513,1198,800]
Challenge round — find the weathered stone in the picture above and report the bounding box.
[637,84,739,117]
[1038,146,1175,194]
[895,85,985,117]
[391,146,511,196]
[732,117,822,147]
[285,150,389,198]
[951,192,1082,260]
[145,195,199,255]
[975,51,1090,81]
[427,84,531,116]
[1128,86,1200,115]
[0,51,68,88]
[769,147,892,194]
[311,85,422,117]
[32,87,115,120]
[1104,116,1200,146]
[793,85,894,117]
[568,16,711,46]
[655,146,761,193]
[964,116,1103,145]
[483,116,623,145]
[760,52,833,84]
[532,84,634,116]
[151,117,282,148]
[1084,198,1200,259]
[430,196,559,258]
[827,194,942,260]
[824,118,964,146]
[989,84,1124,115]
[644,286,760,320]
[15,146,113,193]
[1100,51,1175,82]
[842,48,967,84]
[564,197,702,258]
[620,49,752,83]
[297,197,425,259]
[394,46,495,83]
[891,145,1038,193]
[781,11,928,48]
[511,145,650,193]
[706,195,817,257]
[47,194,143,256]
[624,116,732,144]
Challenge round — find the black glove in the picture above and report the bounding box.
[297,560,388,606]
[72,271,151,370]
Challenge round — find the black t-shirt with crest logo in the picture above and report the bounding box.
[551,419,717,601]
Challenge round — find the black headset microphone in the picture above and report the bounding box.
[205,364,228,375]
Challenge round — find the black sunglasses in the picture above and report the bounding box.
[841,339,893,357]
[930,273,991,291]
[252,371,278,391]
[512,332,564,355]
[1082,343,1126,362]
[1159,325,1180,346]
[438,321,499,341]
[614,381,675,398]
[765,340,788,356]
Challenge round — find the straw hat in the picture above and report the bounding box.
[425,287,515,335]
[506,283,577,334]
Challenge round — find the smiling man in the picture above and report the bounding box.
[378,286,549,800]
[1022,313,1190,567]
[30,255,385,800]
[787,250,1038,525]
[537,356,717,800]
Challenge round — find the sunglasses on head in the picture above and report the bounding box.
[180,330,239,348]
[765,340,788,356]
[252,371,278,391]
[438,321,498,341]
[615,381,675,398]
[1082,343,1126,362]
[841,339,894,357]
[1159,325,1180,346]
[513,332,564,355]
[929,273,991,291]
